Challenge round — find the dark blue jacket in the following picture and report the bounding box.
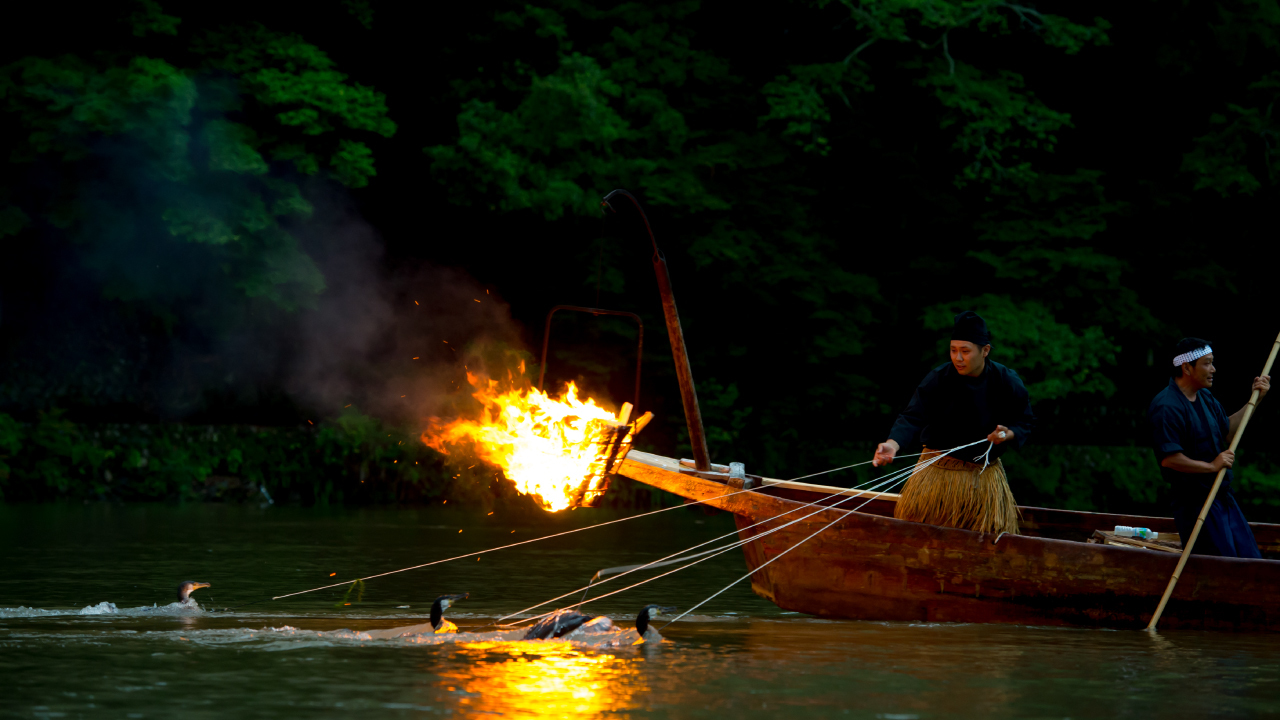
[1148,379,1260,558]
[887,360,1035,461]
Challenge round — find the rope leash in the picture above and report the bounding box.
[495,441,987,629]
[660,442,986,629]
[489,448,958,627]
[269,449,940,602]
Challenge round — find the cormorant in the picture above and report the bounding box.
[431,593,469,633]
[177,581,210,606]
[523,604,675,642]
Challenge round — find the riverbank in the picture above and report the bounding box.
[0,411,676,510]
[4,412,1280,520]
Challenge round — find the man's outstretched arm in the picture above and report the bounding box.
[1228,375,1270,439]
[1161,451,1235,474]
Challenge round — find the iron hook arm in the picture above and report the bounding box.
[601,189,711,472]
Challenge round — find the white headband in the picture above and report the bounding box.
[1173,345,1212,367]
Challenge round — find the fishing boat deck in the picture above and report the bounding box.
[618,450,1280,630]
[627,450,1280,559]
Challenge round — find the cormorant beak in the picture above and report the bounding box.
[434,592,470,611]
[178,581,211,602]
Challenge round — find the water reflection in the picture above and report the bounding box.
[443,641,647,718]
[7,506,1280,719]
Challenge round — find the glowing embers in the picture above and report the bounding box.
[423,374,650,512]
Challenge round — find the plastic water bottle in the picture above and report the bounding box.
[1114,525,1136,537]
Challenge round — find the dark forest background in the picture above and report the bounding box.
[2,0,1279,515]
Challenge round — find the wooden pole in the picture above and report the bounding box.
[1146,331,1280,631]
[602,189,712,472]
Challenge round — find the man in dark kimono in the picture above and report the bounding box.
[1148,337,1270,558]
[872,311,1035,533]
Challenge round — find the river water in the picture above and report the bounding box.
[2,504,1278,719]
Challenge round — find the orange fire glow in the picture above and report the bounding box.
[423,373,647,512]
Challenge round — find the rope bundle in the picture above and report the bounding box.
[894,449,1020,535]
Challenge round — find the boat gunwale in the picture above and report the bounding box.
[620,449,1280,568]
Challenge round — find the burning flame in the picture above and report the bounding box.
[423,373,643,511]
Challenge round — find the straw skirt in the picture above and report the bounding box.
[893,448,1021,535]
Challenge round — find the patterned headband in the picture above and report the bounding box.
[1172,345,1212,367]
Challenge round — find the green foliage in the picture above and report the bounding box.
[920,171,1158,401]
[0,204,29,238]
[1235,454,1280,519]
[1181,4,1280,196]
[130,0,180,37]
[761,63,869,156]
[428,3,733,219]
[430,53,631,218]
[342,0,374,30]
[922,61,1072,187]
[0,9,394,320]
[1002,445,1161,513]
[7,0,1279,519]
[767,0,1107,178]
[688,377,752,458]
[0,411,447,504]
[1,55,197,164]
[1183,88,1280,196]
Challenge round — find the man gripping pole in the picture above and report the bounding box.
[1148,337,1271,558]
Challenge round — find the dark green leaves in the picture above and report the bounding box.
[194,23,396,187]
[0,10,395,317]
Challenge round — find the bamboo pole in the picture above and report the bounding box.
[1146,331,1280,631]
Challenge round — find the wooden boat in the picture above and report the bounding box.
[584,191,1280,631]
[617,450,1280,631]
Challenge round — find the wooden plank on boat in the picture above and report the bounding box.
[659,452,900,500]
[1089,530,1182,554]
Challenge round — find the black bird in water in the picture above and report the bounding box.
[523,604,676,642]
[177,581,210,606]
[431,593,469,634]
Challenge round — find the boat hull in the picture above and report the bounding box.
[618,451,1280,631]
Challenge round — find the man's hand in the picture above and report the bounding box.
[873,440,899,467]
[987,425,1012,445]
[1212,450,1236,471]
[1254,375,1270,399]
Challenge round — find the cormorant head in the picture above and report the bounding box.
[634,604,677,636]
[431,593,470,630]
[177,581,210,603]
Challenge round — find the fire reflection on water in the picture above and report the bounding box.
[440,641,648,717]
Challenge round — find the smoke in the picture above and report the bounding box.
[278,181,527,423]
[1,144,525,426]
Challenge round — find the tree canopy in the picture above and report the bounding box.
[2,0,1278,489]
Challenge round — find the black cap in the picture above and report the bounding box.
[952,311,990,346]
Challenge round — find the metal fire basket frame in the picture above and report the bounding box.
[535,189,711,474]
[537,305,643,411]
